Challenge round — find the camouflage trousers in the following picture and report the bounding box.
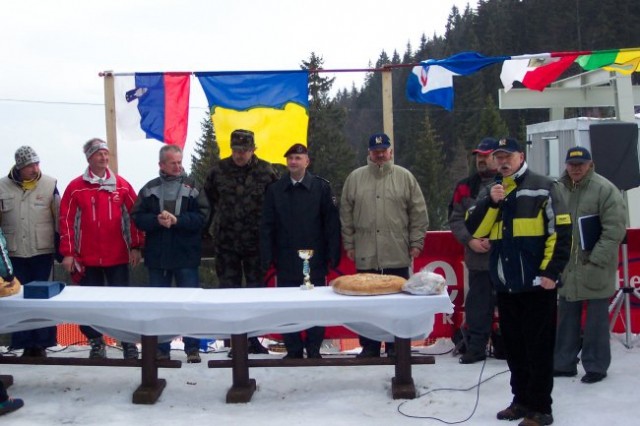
[215,249,266,288]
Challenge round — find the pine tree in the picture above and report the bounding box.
[189,113,220,189]
[410,113,450,230]
[302,52,355,201]
[478,95,510,143]
[448,137,470,195]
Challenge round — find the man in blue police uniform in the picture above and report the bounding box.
[260,143,341,359]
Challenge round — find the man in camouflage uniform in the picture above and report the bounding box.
[204,129,278,354]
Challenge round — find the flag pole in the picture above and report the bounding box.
[102,70,119,174]
[381,65,395,148]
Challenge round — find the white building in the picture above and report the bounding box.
[526,116,640,227]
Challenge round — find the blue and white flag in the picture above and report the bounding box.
[407,52,510,110]
[406,65,457,110]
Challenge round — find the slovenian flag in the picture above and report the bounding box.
[196,71,309,165]
[114,73,191,148]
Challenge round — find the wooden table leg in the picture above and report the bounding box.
[132,335,167,404]
[226,333,256,403]
[391,337,416,399]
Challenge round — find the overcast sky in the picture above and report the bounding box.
[0,0,472,192]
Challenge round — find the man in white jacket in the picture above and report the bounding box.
[0,146,59,357]
[340,133,428,357]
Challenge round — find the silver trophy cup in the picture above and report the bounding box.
[298,249,315,290]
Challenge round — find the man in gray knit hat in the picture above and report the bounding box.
[0,146,60,357]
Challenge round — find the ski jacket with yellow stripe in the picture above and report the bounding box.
[465,162,572,293]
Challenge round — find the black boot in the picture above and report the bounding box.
[356,336,381,358]
[385,342,396,358]
[122,342,139,360]
[248,337,269,354]
[89,337,106,359]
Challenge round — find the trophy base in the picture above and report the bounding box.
[300,283,315,290]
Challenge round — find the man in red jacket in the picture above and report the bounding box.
[59,138,144,359]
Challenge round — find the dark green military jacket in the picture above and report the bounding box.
[204,155,278,254]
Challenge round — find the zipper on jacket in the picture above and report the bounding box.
[108,196,113,220]
[497,257,506,285]
[572,181,581,265]
[91,196,96,221]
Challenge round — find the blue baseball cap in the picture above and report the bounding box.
[472,137,497,155]
[368,133,391,150]
[565,146,592,164]
[493,138,522,154]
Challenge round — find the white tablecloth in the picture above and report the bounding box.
[0,286,453,343]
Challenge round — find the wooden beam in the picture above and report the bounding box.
[381,67,394,147]
[499,85,640,109]
[103,71,119,173]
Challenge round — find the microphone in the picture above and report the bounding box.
[494,173,503,206]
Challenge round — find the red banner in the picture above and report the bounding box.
[267,229,640,339]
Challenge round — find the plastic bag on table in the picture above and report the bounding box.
[402,268,446,295]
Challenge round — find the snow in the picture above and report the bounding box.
[2,336,638,425]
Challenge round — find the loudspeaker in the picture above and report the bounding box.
[589,122,640,191]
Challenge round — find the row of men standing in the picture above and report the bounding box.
[0,130,429,363]
[207,130,428,359]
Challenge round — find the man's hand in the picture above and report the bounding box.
[540,276,556,290]
[346,249,355,261]
[409,247,421,258]
[490,184,505,204]
[62,256,75,273]
[130,249,142,267]
[157,210,177,228]
[468,238,491,253]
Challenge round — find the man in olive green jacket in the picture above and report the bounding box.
[554,147,626,384]
[340,133,428,357]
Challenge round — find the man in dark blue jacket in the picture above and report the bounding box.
[132,144,209,363]
[466,138,571,426]
[260,143,341,359]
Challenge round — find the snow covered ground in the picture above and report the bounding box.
[1,336,638,425]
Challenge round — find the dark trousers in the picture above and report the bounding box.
[464,270,495,354]
[215,249,266,288]
[554,296,611,375]
[282,327,325,357]
[357,267,410,354]
[78,264,130,340]
[148,267,200,354]
[0,381,7,402]
[217,250,267,348]
[10,254,57,349]
[497,288,557,415]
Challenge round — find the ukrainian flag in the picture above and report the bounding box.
[196,71,309,164]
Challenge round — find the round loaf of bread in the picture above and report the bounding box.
[331,273,406,296]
